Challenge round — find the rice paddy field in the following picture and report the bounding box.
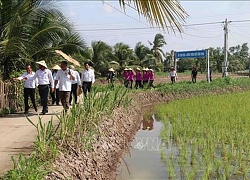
[156,91,250,180]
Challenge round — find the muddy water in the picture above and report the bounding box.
[117,115,168,180]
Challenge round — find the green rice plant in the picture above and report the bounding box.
[157,91,250,179]
[3,154,48,180]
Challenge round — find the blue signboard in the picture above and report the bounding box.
[175,50,207,59]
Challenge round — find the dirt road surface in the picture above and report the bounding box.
[0,106,63,176]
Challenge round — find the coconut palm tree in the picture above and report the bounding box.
[90,41,118,76]
[134,42,151,67]
[119,0,188,32]
[0,0,85,79]
[114,42,138,72]
[149,33,167,66]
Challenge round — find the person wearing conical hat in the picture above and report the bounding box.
[127,68,134,89]
[135,67,143,89]
[50,65,60,105]
[24,60,54,115]
[123,68,129,88]
[148,69,155,88]
[13,64,38,114]
[142,68,149,88]
[106,68,115,88]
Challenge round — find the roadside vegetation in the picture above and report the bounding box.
[156,90,250,179]
[1,86,131,180]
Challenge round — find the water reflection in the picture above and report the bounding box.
[117,114,168,180]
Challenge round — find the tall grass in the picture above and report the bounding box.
[156,91,250,179]
[2,85,131,180]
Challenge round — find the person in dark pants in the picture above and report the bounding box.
[25,60,54,115]
[13,64,38,114]
[51,65,60,105]
[107,68,115,88]
[69,65,81,105]
[191,67,198,83]
[81,62,95,98]
[135,68,143,89]
[55,61,75,113]
[142,68,149,88]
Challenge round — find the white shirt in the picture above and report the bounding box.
[52,72,59,89]
[81,69,95,83]
[71,70,81,86]
[170,70,177,77]
[18,72,38,88]
[55,68,73,91]
[29,69,54,87]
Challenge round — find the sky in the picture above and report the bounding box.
[55,1,250,53]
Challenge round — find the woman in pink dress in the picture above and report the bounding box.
[142,68,149,88]
[127,68,134,89]
[148,69,155,88]
[123,68,129,87]
[135,67,143,89]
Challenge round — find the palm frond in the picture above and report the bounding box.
[119,0,188,33]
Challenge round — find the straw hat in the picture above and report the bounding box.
[148,69,154,72]
[69,65,75,69]
[36,60,47,68]
[136,67,141,71]
[124,68,128,71]
[109,68,114,72]
[128,68,133,71]
[52,65,60,70]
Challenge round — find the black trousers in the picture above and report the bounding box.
[192,76,197,83]
[38,85,49,113]
[24,88,37,112]
[82,82,92,97]
[50,88,59,105]
[70,83,78,104]
[148,80,155,88]
[135,80,143,89]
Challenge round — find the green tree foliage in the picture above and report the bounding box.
[0,0,85,80]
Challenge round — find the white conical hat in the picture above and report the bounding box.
[136,67,141,71]
[36,60,48,68]
[52,65,60,70]
[109,68,114,72]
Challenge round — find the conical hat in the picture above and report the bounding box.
[124,68,128,71]
[52,65,60,70]
[36,60,47,68]
[109,68,114,72]
[128,68,133,71]
[136,67,141,71]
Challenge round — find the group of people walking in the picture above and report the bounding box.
[122,67,155,89]
[14,60,95,115]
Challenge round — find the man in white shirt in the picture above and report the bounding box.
[55,61,75,112]
[69,65,81,104]
[13,64,38,114]
[81,62,95,98]
[24,60,54,115]
[51,65,60,105]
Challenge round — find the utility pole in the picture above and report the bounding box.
[223,19,229,77]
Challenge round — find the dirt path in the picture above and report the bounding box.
[0,105,63,176]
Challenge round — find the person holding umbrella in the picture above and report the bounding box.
[24,60,54,115]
